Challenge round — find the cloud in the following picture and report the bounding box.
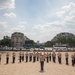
[0,21,9,39]
[33,2,75,42]
[56,2,75,26]
[17,22,27,29]
[33,22,63,42]
[0,21,8,30]
[4,12,16,18]
[1,2,75,43]
[0,0,15,9]
[34,21,64,32]
[19,22,27,25]
[0,21,28,39]
[56,2,75,18]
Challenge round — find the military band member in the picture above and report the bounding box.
[71,53,74,66]
[0,53,1,64]
[57,52,62,64]
[22,52,24,61]
[39,52,42,56]
[73,53,75,66]
[65,52,69,65]
[52,51,56,63]
[44,52,46,61]
[19,52,21,63]
[12,52,16,63]
[25,52,28,62]
[29,52,33,62]
[49,52,51,61]
[36,51,39,61]
[39,54,45,72]
[33,52,36,62]
[6,53,9,64]
[46,53,49,63]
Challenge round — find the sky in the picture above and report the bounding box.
[0,0,75,43]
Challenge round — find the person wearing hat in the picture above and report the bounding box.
[12,52,16,63]
[46,52,49,63]
[52,51,56,63]
[19,52,21,63]
[57,52,62,64]
[71,53,74,66]
[44,52,46,61]
[73,53,75,65]
[6,53,9,64]
[65,52,69,65]
[39,54,45,72]
[25,52,28,62]
[49,52,51,61]
[33,52,36,62]
[29,52,32,62]
[22,52,24,61]
[36,51,39,61]
[0,53,1,64]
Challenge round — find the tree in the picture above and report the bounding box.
[0,36,11,47]
[44,41,55,47]
[25,40,35,45]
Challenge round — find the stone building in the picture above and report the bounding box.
[11,32,29,47]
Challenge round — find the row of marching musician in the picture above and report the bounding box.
[0,52,75,66]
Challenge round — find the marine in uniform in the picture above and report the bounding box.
[6,53,9,64]
[22,52,24,61]
[39,54,45,72]
[12,52,16,63]
[65,52,69,65]
[25,52,28,62]
[44,52,46,61]
[57,52,62,64]
[39,52,42,56]
[73,53,75,66]
[0,53,1,64]
[19,52,21,63]
[71,53,74,66]
[49,52,51,61]
[33,52,36,62]
[46,53,49,63]
[36,51,39,61]
[52,51,56,63]
[29,52,32,62]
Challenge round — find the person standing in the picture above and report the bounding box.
[65,52,69,65]
[33,52,36,62]
[19,52,21,63]
[12,52,16,63]
[57,52,62,64]
[49,52,51,61]
[25,52,28,62]
[71,53,74,66]
[22,52,24,61]
[52,51,56,63]
[6,53,9,64]
[29,52,32,62]
[73,53,75,66]
[39,54,45,72]
[46,53,49,63]
[36,51,39,61]
[44,52,46,61]
[0,53,1,64]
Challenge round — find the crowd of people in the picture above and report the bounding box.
[0,51,75,72]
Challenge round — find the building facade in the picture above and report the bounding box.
[11,32,25,47]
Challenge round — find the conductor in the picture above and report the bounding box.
[39,53,45,72]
